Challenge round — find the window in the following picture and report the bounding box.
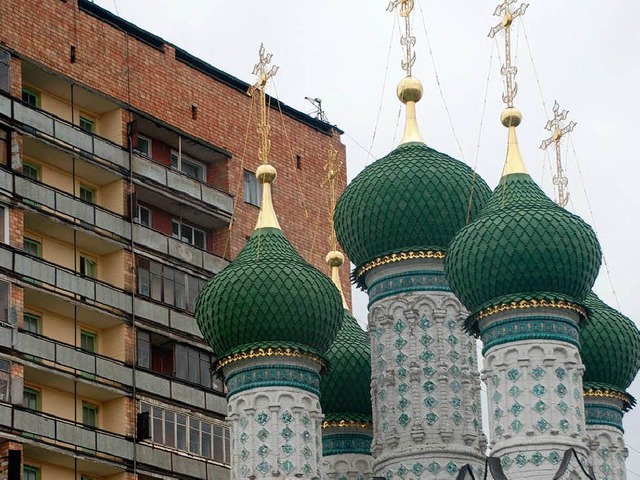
[0,49,9,93]
[22,88,40,108]
[137,205,152,227]
[0,359,10,402]
[79,116,95,133]
[23,312,40,334]
[134,134,152,158]
[23,238,41,257]
[80,255,97,278]
[79,184,95,203]
[81,330,97,353]
[23,162,40,181]
[136,256,206,313]
[0,205,7,244]
[82,402,99,428]
[23,466,40,480]
[171,151,205,182]
[141,402,230,465]
[23,387,39,410]
[0,128,9,167]
[172,219,205,249]
[243,169,261,207]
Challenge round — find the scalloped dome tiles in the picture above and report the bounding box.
[445,173,602,323]
[195,228,343,362]
[334,142,491,284]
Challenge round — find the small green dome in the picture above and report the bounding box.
[195,227,343,362]
[334,142,491,286]
[445,173,602,326]
[581,292,640,393]
[320,309,372,424]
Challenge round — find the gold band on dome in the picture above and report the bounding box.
[474,299,586,321]
[322,420,372,430]
[215,347,326,373]
[356,250,446,279]
[583,388,631,404]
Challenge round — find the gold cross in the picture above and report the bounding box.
[488,0,529,107]
[321,144,343,250]
[540,101,576,207]
[247,44,279,165]
[387,0,417,76]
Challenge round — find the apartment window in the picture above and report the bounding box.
[0,359,9,402]
[23,466,40,480]
[23,312,40,334]
[172,219,205,249]
[23,387,40,410]
[0,50,9,93]
[137,205,152,227]
[81,330,97,353]
[23,238,41,257]
[0,205,7,244]
[134,134,152,158]
[23,162,40,181]
[80,255,97,278]
[243,169,261,207]
[0,128,9,167]
[136,256,206,313]
[21,88,40,108]
[79,184,95,203]
[82,402,99,428]
[79,116,95,133]
[141,402,230,465]
[171,151,205,182]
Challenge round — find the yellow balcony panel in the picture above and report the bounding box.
[23,442,129,477]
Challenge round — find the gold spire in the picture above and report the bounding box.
[387,0,425,145]
[540,101,576,207]
[247,44,281,230]
[321,143,348,309]
[326,251,348,309]
[488,1,529,177]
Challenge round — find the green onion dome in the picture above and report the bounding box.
[445,171,602,331]
[581,292,640,406]
[445,109,601,332]
[321,307,372,424]
[334,142,491,288]
[196,166,343,368]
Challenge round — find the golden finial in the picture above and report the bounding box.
[387,0,424,145]
[321,143,348,309]
[489,1,529,177]
[326,250,348,309]
[540,101,576,207]
[248,44,281,230]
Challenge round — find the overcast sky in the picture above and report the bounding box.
[93,0,640,474]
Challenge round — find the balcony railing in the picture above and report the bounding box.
[0,243,132,314]
[0,404,134,462]
[133,224,227,274]
[0,92,129,169]
[131,154,233,216]
[15,174,131,241]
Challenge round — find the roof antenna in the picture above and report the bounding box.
[305,97,329,123]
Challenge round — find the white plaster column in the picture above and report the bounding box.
[480,307,590,479]
[365,259,486,479]
[224,355,324,480]
[585,396,629,480]
[322,425,374,480]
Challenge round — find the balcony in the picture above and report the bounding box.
[0,91,129,171]
[0,403,133,462]
[0,243,132,314]
[133,224,227,274]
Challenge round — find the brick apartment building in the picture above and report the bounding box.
[0,1,348,479]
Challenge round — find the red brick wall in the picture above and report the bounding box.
[0,0,351,307]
